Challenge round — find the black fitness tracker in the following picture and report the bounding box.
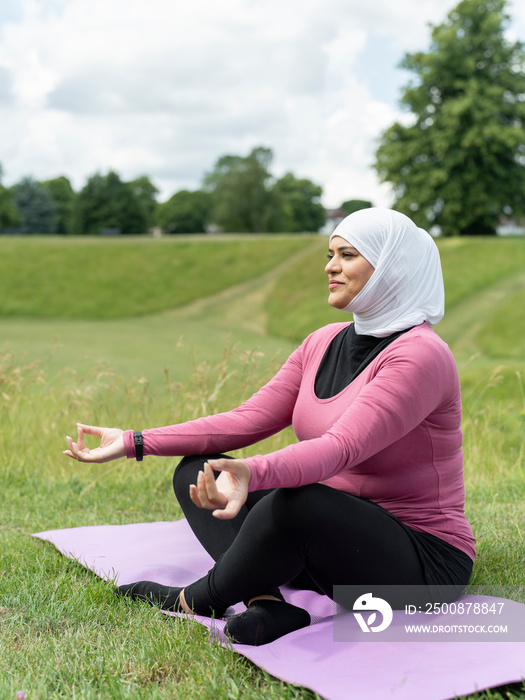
[134,431,144,462]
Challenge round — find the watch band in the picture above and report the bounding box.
[133,431,144,462]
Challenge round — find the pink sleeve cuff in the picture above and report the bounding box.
[123,429,136,459]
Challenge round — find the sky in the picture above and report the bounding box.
[0,0,524,208]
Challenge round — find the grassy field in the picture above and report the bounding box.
[1,234,524,699]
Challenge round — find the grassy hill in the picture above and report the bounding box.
[1,234,524,699]
[0,235,309,386]
[3,234,525,374]
[0,234,308,319]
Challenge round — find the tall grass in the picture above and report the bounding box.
[461,366,525,598]
[0,347,307,700]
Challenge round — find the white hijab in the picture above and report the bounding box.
[330,207,444,337]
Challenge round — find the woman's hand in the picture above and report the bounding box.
[64,423,126,463]
[189,459,251,520]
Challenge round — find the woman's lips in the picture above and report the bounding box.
[328,280,344,290]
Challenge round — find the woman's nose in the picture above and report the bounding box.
[325,256,340,274]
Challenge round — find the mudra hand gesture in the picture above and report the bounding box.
[64,423,125,463]
[64,424,251,519]
[189,458,251,520]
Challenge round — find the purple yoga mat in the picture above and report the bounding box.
[33,519,525,700]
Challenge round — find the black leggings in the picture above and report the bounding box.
[174,455,468,616]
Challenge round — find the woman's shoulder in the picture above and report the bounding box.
[404,322,452,350]
[387,322,457,370]
[367,324,460,400]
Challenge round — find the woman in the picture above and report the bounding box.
[65,207,475,646]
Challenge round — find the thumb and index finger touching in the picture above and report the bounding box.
[205,458,251,520]
[206,457,245,476]
[76,423,105,438]
[63,423,119,462]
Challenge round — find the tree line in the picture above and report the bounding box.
[0,148,338,235]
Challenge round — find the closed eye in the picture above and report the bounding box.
[327,252,357,260]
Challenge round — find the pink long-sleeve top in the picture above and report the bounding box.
[123,321,475,561]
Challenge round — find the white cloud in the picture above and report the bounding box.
[0,0,523,207]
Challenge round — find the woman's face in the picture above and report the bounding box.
[325,235,375,309]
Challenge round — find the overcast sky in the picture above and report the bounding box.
[1,0,524,208]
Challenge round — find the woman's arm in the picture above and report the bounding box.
[245,335,459,491]
[121,343,304,459]
[65,342,305,464]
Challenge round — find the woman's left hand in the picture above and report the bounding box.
[189,459,251,520]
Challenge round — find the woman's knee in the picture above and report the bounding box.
[173,455,204,500]
[268,485,325,531]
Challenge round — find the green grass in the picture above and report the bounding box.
[0,235,310,319]
[1,234,524,699]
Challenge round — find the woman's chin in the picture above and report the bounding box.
[328,295,347,310]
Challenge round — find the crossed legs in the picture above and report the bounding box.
[119,454,428,645]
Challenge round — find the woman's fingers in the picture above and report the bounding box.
[64,424,125,463]
[207,458,235,474]
[203,462,227,506]
[194,464,227,509]
[64,435,91,461]
[189,460,238,512]
[77,423,104,438]
[65,435,78,455]
[208,457,250,479]
[212,495,243,520]
[195,470,212,508]
[63,424,99,462]
[189,484,203,509]
[77,424,85,452]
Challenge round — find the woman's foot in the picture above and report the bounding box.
[225,599,311,646]
[115,581,186,612]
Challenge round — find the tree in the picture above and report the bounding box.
[341,200,373,216]
[156,190,212,233]
[0,164,19,231]
[204,147,286,233]
[41,176,76,234]
[74,171,148,235]
[13,177,56,234]
[273,173,325,232]
[375,0,525,236]
[129,175,159,230]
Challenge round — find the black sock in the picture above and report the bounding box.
[224,599,311,646]
[115,581,183,612]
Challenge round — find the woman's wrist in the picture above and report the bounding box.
[242,457,260,491]
[133,431,144,461]
[122,429,140,459]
